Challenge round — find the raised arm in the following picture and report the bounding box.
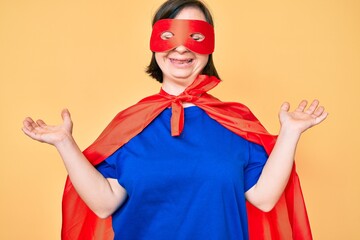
[22,109,127,218]
[245,100,328,212]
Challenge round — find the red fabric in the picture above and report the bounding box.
[150,19,215,54]
[62,75,312,239]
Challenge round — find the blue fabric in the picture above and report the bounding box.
[96,106,268,240]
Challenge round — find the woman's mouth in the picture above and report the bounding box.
[169,58,194,65]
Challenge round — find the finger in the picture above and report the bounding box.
[305,99,319,114]
[295,100,308,112]
[28,118,39,129]
[312,105,325,117]
[36,119,47,128]
[22,118,38,135]
[23,117,36,131]
[22,126,32,137]
[22,126,44,142]
[62,108,73,131]
[22,124,39,139]
[314,111,328,125]
[22,126,34,137]
[61,108,71,122]
[280,102,290,112]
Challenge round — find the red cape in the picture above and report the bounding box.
[61,75,312,239]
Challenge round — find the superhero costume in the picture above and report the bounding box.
[61,75,312,239]
[61,19,312,239]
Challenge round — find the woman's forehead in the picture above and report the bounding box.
[174,6,206,21]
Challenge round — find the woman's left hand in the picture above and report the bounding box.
[279,99,328,134]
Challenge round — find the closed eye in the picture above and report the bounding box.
[160,31,174,40]
[190,33,205,42]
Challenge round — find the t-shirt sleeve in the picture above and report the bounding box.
[95,150,119,179]
[244,142,268,192]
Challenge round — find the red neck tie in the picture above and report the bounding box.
[158,75,220,136]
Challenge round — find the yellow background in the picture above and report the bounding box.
[1,0,359,239]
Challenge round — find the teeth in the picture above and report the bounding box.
[170,58,192,64]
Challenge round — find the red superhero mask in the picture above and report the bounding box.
[150,19,215,54]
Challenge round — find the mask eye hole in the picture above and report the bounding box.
[160,31,174,40]
[191,33,205,42]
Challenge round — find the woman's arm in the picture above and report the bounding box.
[22,109,127,218]
[245,100,328,212]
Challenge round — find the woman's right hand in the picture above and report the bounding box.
[23,109,127,216]
[22,109,73,147]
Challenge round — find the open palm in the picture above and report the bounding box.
[22,109,73,146]
[279,100,328,134]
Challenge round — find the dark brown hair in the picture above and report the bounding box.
[146,0,220,83]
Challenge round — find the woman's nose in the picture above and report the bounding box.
[173,45,189,54]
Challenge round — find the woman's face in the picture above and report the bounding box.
[155,7,209,95]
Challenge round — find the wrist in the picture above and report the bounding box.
[278,124,302,140]
[54,132,76,150]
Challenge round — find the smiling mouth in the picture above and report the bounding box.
[169,58,193,64]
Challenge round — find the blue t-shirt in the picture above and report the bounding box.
[96,106,268,240]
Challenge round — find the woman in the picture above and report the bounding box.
[22,0,327,239]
